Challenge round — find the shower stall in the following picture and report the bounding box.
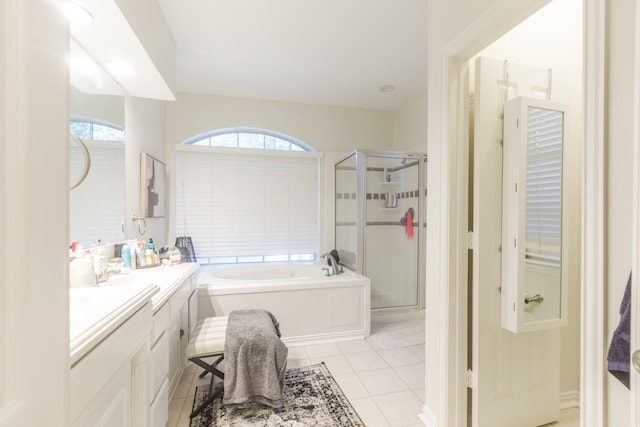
[334,150,426,310]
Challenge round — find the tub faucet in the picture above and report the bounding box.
[321,252,341,276]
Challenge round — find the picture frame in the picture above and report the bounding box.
[140,152,165,218]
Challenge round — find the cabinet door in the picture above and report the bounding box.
[179,298,190,372]
[167,320,181,394]
[72,364,131,427]
[188,289,198,335]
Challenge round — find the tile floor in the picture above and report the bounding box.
[166,310,580,427]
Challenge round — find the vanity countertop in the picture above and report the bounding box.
[69,262,199,365]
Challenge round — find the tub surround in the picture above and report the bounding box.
[198,263,371,345]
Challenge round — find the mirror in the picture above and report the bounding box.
[69,39,125,247]
[501,96,569,333]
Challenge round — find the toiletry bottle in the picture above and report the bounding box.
[121,244,130,268]
[144,249,153,266]
[128,240,137,270]
[148,238,159,265]
[137,246,146,267]
[94,248,106,276]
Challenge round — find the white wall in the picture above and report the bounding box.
[393,91,428,153]
[475,0,583,400]
[115,0,177,95]
[164,93,395,250]
[69,87,124,127]
[1,1,70,426]
[125,96,168,247]
[165,93,394,151]
[606,0,636,424]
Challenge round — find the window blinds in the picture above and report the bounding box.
[69,141,125,244]
[525,106,563,263]
[176,146,320,263]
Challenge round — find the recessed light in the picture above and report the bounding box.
[379,85,395,93]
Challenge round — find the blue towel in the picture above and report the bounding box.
[607,272,632,389]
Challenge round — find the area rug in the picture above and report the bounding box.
[189,362,365,427]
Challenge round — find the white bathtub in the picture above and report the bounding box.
[197,263,371,345]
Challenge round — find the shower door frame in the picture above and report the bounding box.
[335,149,426,310]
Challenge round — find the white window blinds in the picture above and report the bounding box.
[69,141,125,244]
[525,106,564,263]
[176,146,320,263]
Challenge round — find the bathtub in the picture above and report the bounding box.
[197,263,371,345]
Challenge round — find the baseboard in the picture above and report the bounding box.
[282,330,368,347]
[417,404,437,427]
[559,390,580,409]
[414,393,577,426]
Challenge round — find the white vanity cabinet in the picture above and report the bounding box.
[70,263,199,427]
[149,267,199,427]
[70,302,154,427]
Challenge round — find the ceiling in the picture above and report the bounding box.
[156,0,428,111]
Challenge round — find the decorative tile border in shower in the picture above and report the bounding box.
[365,190,420,200]
[366,220,418,227]
[335,190,421,200]
[335,192,357,200]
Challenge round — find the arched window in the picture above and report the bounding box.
[176,128,320,265]
[182,127,313,151]
[70,115,125,141]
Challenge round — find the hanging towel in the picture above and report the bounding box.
[607,272,632,389]
[405,209,414,239]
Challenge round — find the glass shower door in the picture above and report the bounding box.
[335,153,359,271]
[365,155,419,309]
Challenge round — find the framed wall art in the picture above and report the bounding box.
[140,152,165,218]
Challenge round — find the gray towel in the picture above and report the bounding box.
[222,309,288,408]
[607,272,631,389]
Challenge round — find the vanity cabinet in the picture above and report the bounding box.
[69,263,199,427]
[149,269,199,427]
[70,303,153,427]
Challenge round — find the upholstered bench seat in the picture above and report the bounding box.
[186,315,228,359]
[186,315,229,418]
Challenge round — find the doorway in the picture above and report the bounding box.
[463,1,583,425]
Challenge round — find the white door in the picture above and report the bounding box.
[471,56,560,427]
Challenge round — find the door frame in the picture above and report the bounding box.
[429,0,604,425]
[631,0,640,423]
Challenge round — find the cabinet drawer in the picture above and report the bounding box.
[152,302,171,345]
[151,331,169,400]
[170,280,191,318]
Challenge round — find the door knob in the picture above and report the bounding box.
[633,350,640,373]
[524,294,544,304]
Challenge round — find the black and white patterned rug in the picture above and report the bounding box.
[189,362,365,427]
